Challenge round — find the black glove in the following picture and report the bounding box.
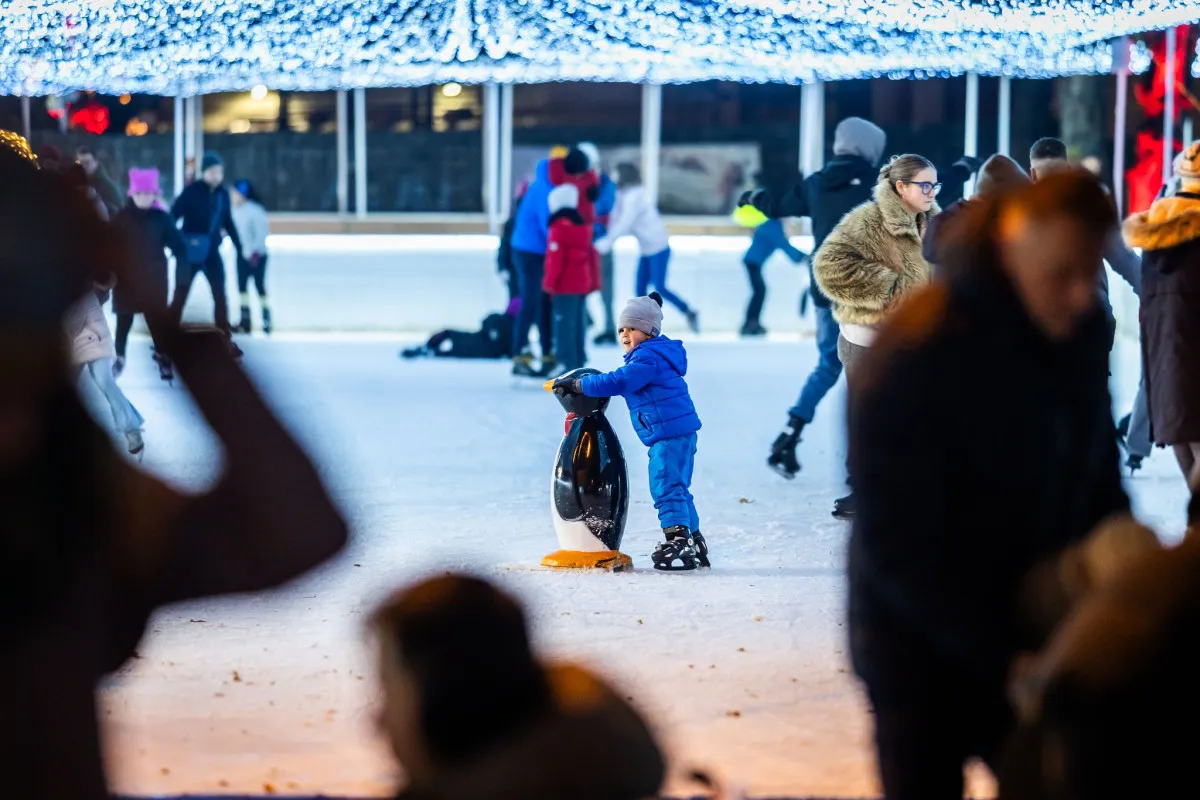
[737,190,754,207]
[552,376,582,395]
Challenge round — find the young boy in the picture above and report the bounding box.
[553,293,707,571]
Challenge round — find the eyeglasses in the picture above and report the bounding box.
[904,181,943,197]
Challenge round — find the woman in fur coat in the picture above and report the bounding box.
[1122,142,1200,491]
[812,154,939,518]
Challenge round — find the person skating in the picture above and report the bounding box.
[75,146,124,218]
[510,153,557,377]
[579,143,620,346]
[112,167,188,383]
[230,179,271,334]
[553,293,706,571]
[812,154,939,518]
[740,118,886,480]
[596,164,699,333]
[739,215,806,336]
[1122,141,1200,494]
[849,172,1128,800]
[170,151,244,336]
[543,184,600,374]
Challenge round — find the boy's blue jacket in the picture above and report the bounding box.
[511,159,552,255]
[580,336,701,446]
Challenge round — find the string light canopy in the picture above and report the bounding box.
[0,0,1179,95]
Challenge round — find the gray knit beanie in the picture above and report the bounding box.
[618,292,663,336]
[200,151,223,172]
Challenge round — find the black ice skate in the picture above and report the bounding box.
[692,530,711,568]
[261,307,272,335]
[512,352,538,377]
[652,526,700,572]
[234,306,252,334]
[400,345,432,360]
[152,350,174,384]
[740,321,767,337]
[1126,454,1144,475]
[767,417,804,479]
[832,493,856,520]
[532,355,559,379]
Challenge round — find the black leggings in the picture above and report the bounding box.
[115,313,135,358]
[237,254,268,298]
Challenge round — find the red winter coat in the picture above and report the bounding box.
[549,158,600,226]
[544,215,600,296]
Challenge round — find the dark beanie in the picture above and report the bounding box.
[200,151,223,172]
[563,147,589,176]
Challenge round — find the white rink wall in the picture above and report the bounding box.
[175,234,819,335]
[171,233,1142,339]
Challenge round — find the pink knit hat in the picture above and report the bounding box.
[128,167,161,195]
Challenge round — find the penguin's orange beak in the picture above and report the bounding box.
[543,379,555,392]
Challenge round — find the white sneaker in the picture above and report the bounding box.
[125,430,145,462]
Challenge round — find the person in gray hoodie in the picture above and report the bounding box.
[740,118,887,483]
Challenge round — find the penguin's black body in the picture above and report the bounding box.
[546,368,631,562]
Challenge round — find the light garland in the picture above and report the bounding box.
[0,0,1181,94]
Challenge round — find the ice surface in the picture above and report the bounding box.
[86,324,1186,798]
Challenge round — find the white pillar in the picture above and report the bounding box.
[483,82,501,233]
[1113,38,1130,216]
[997,76,1011,157]
[641,83,662,207]
[20,96,31,143]
[353,87,367,218]
[336,90,349,214]
[174,96,185,196]
[1185,117,1195,148]
[801,81,825,176]
[183,96,196,170]
[964,72,979,196]
[499,83,514,222]
[1164,27,1177,187]
[194,96,204,164]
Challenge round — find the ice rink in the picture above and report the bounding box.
[88,244,1184,799]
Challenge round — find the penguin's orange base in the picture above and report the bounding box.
[540,549,634,572]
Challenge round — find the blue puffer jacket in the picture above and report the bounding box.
[580,336,701,446]
[511,159,553,255]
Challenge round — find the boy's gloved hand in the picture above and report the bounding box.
[552,376,582,396]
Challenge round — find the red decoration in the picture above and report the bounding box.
[70,103,109,135]
[1127,26,1190,213]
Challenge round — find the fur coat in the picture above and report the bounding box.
[813,181,937,328]
[1123,191,1200,444]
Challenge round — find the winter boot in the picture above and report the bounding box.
[511,351,538,377]
[234,305,252,334]
[261,305,272,335]
[767,416,805,479]
[125,429,145,462]
[832,493,857,520]
[112,356,126,379]
[652,526,699,572]
[1126,454,1144,475]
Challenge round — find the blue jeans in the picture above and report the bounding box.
[635,247,691,315]
[552,294,586,372]
[1127,377,1151,458]
[789,303,843,423]
[512,249,552,357]
[648,433,700,531]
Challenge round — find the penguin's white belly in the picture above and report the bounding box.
[550,490,610,552]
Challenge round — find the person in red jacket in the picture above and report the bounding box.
[549,146,600,226]
[544,183,599,374]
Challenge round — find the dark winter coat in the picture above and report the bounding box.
[759,154,878,307]
[543,210,600,296]
[171,181,243,261]
[87,164,124,219]
[580,335,701,446]
[1123,191,1200,445]
[847,268,1128,705]
[394,664,664,800]
[112,201,188,314]
[511,160,552,255]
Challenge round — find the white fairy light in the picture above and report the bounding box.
[0,0,1173,94]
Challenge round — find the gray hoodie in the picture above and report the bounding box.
[833,117,887,166]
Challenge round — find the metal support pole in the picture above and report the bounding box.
[194,96,204,164]
[353,87,367,218]
[183,96,196,180]
[483,82,501,233]
[499,83,514,222]
[641,83,662,207]
[997,76,1011,157]
[20,96,31,143]
[801,81,825,176]
[174,96,185,195]
[964,72,979,196]
[336,90,348,214]
[1113,38,1130,216]
[1186,116,1195,149]
[1164,27,1177,187]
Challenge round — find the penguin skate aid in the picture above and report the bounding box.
[548,293,709,571]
